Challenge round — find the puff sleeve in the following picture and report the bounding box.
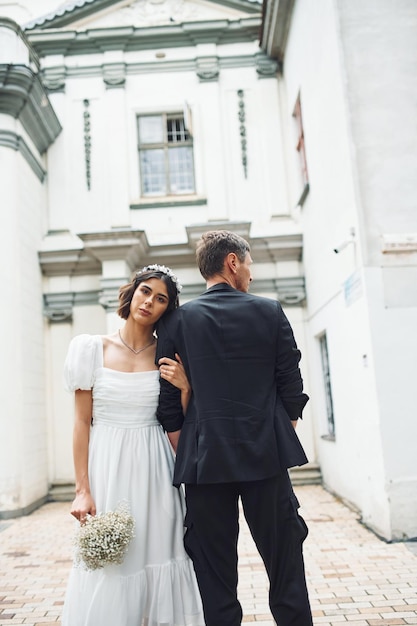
[63,334,101,392]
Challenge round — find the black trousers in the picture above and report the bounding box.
[184,472,313,626]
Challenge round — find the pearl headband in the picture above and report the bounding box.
[137,264,182,293]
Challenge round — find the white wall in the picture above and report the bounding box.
[0,4,316,512]
[0,145,49,515]
[282,0,417,539]
[45,45,291,242]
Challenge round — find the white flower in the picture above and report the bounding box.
[138,264,182,293]
[74,503,135,571]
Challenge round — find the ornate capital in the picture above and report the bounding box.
[255,52,279,78]
[276,277,306,305]
[196,56,219,82]
[103,62,126,89]
[43,293,73,323]
[42,65,67,93]
[99,277,126,312]
[43,291,100,321]
[251,277,306,305]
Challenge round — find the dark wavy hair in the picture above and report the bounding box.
[117,269,180,321]
[196,230,251,280]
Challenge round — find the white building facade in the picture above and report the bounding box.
[261,0,417,541]
[0,0,316,520]
[0,0,416,542]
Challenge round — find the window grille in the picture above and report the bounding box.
[293,93,309,205]
[319,333,335,438]
[138,114,195,197]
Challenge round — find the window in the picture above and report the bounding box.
[137,114,195,197]
[319,333,335,439]
[293,93,309,205]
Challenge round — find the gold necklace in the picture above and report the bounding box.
[118,330,155,355]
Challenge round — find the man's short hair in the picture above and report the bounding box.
[196,230,250,280]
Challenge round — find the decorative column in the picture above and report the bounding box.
[0,18,61,518]
[101,53,130,228]
[78,229,150,333]
[195,45,227,220]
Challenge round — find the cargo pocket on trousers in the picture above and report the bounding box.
[290,494,309,544]
[183,512,195,561]
[183,512,208,573]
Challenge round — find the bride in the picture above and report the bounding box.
[61,264,204,626]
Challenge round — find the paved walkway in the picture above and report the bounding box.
[0,485,416,625]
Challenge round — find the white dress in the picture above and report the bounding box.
[61,334,204,626]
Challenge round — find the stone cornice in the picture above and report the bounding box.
[0,18,40,70]
[185,220,251,247]
[39,222,303,276]
[43,290,100,322]
[27,18,261,57]
[252,277,305,304]
[39,247,102,277]
[40,225,306,308]
[0,64,62,154]
[24,0,118,30]
[259,0,294,62]
[41,52,268,86]
[24,0,261,31]
[250,233,304,262]
[78,229,150,267]
[186,220,303,261]
[42,275,303,323]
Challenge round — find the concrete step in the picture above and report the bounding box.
[48,483,75,502]
[48,464,322,502]
[290,463,322,485]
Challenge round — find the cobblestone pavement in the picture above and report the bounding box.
[0,484,416,625]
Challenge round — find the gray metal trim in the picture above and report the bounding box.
[0,130,46,181]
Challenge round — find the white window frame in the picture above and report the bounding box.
[137,112,195,198]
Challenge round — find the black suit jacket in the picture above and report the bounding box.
[156,283,309,486]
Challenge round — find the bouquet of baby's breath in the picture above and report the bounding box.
[74,503,135,570]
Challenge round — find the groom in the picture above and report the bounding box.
[156,230,313,626]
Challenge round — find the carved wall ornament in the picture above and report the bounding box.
[237,89,247,178]
[42,65,67,93]
[99,277,129,312]
[196,56,219,82]
[87,0,199,28]
[103,62,126,88]
[43,293,73,323]
[255,52,280,78]
[83,99,91,190]
[43,291,101,322]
